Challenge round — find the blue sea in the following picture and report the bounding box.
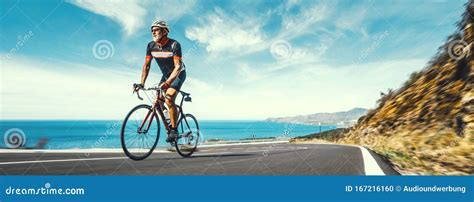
[0,120,336,149]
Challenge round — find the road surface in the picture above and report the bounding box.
[0,143,399,175]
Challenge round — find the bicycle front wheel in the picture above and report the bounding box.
[175,114,200,157]
[121,104,160,160]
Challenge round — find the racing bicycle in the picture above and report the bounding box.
[120,84,200,160]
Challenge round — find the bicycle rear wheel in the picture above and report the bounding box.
[121,104,160,160]
[175,114,199,157]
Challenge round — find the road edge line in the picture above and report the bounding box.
[356,145,386,175]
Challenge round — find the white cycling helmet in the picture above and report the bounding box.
[151,20,169,33]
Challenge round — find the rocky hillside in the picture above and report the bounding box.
[267,108,368,126]
[297,2,473,175]
[344,2,473,175]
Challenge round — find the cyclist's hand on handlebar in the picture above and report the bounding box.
[159,82,170,90]
[133,83,144,100]
[133,83,144,93]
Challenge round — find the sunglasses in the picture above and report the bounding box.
[151,28,162,33]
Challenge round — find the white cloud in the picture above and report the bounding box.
[146,0,197,23]
[269,45,328,71]
[3,1,446,120]
[285,0,301,11]
[68,0,146,37]
[68,0,197,37]
[226,58,428,118]
[183,1,336,62]
[183,77,223,94]
[185,7,266,56]
[0,55,230,120]
[280,2,332,39]
[1,56,143,119]
[236,63,261,83]
[233,40,334,82]
[335,5,368,38]
[0,53,428,120]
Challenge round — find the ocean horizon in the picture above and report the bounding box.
[0,120,336,149]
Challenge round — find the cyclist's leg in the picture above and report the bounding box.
[158,75,167,111]
[165,71,186,129]
[165,88,178,128]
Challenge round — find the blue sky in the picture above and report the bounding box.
[0,0,467,120]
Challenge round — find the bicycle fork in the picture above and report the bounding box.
[138,109,154,134]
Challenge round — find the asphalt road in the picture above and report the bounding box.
[0,143,399,175]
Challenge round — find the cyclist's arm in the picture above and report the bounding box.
[140,56,152,85]
[165,56,182,84]
[141,44,153,85]
[165,41,183,84]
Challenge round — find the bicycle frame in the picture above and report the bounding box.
[137,88,190,136]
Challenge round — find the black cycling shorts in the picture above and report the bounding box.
[160,70,186,91]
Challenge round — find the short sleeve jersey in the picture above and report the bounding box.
[146,38,185,76]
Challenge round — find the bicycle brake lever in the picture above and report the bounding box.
[133,91,143,100]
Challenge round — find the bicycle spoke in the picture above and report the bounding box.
[141,135,146,150]
[143,135,151,150]
[128,134,140,150]
[124,129,139,136]
[125,125,138,134]
[125,132,139,140]
[144,133,153,148]
[133,134,141,150]
[174,114,199,157]
[138,135,144,153]
[121,105,161,160]
[124,132,136,144]
[144,135,151,151]
[138,135,143,153]
[125,133,137,144]
[133,111,141,129]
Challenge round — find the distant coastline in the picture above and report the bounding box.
[266,108,368,128]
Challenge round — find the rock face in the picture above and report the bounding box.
[266,108,368,126]
[338,2,474,175]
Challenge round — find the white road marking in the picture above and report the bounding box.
[198,140,289,148]
[0,144,302,165]
[0,157,128,165]
[192,152,234,156]
[356,146,385,175]
[0,140,290,154]
[0,149,172,154]
[198,148,228,152]
[293,142,386,175]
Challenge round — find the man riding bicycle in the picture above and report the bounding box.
[134,20,186,143]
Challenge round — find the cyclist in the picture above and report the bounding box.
[134,20,186,142]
